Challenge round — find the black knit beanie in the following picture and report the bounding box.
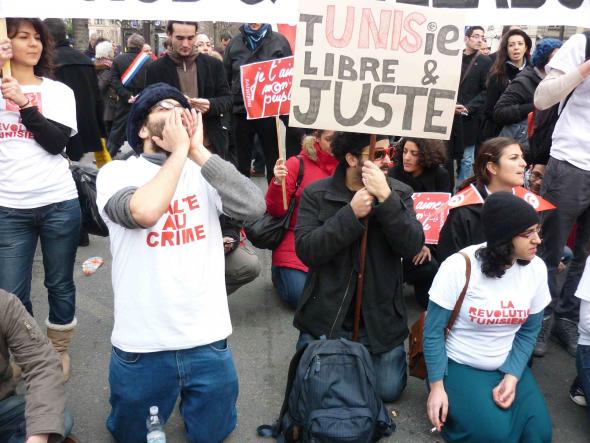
[126,82,191,153]
[482,192,539,246]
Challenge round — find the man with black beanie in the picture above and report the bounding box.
[96,83,265,443]
[294,131,424,402]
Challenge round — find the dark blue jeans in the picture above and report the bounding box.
[271,266,307,309]
[296,331,407,403]
[577,344,590,423]
[107,340,239,443]
[0,394,73,443]
[0,199,80,324]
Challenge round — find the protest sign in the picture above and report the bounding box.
[240,57,294,120]
[0,0,298,23]
[412,192,451,244]
[289,0,464,139]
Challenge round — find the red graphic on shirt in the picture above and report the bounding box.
[1,93,42,140]
[467,300,529,325]
[4,92,42,112]
[146,195,207,247]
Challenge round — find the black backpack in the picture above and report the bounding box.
[257,338,394,443]
[528,31,590,165]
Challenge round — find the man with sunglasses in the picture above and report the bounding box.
[96,83,265,443]
[294,132,424,402]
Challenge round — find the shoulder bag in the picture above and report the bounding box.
[408,252,471,380]
[244,156,304,250]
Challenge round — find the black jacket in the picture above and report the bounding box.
[293,164,424,354]
[388,164,451,193]
[223,25,292,114]
[436,184,489,263]
[111,48,151,102]
[146,54,232,158]
[456,52,493,148]
[481,61,529,142]
[493,66,540,126]
[53,41,105,159]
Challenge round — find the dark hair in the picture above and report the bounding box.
[220,32,232,41]
[43,18,67,43]
[166,21,198,35]
[395,137,446,170]
[465,26,484,37]
[331,132,389,165]
[488,29,532,88]
[459,137,524,190]
[7,18,54,78]
[475,242,530,278]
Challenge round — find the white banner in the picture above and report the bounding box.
[0,0,299,24]
[0,0,588,25]
[289,0,464,139]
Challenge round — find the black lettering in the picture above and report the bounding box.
[437,25,460,56]
[424,33,435,55]
[559,0,584,7]
[396,86,428,130]
[359,57,380,82]
[304,51,318,75]
[366,85,396,128]
[382,60,398,83]
[324,53,335,77]
[292,80,332,125]
[434,0,478,6]
[338,56,358,81]
[299,14,323,46]
[510,0,546,6]
[240,0,264,4]
[425,88,455,134]
[334,82,370,126]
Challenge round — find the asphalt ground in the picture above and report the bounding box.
[26,171,590,443]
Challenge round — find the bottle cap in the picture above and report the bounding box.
[150,406,159,416]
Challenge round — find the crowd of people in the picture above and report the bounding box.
[0,15,589,443]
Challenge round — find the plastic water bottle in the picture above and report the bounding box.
[146,406,166,443]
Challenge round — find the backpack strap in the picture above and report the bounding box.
[445,252,471,336]
[293,156,304,193]
[460,51,480,88]
[257,342,308,438]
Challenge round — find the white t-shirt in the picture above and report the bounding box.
[0,77,78,208]
[429,243,551,371]
[575,256,590,346]
[546,34,590,171]
[96,156,232,353]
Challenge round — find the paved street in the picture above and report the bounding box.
[27,174,590,442]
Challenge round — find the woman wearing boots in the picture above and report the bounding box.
[0,18,79,381]
[424,192,552,443]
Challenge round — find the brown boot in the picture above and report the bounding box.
[46,318,77,382]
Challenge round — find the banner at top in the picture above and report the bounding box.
[0,0,298,24]
[0,0,588,26]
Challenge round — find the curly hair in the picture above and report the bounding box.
[394,137,447,170]
[7,18,54,79]
[475,243,530,278]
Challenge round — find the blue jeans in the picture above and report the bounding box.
[107,340,239,443]
[0,394,73,443]
[576,344,590,423]
[296,331,407,402]
[271,266,307,309]
[0,199,80,324]
[456,144,475,187]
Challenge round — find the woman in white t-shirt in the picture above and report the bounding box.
[424,192,552,443]
[0,18,79,381]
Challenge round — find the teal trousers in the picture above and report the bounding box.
[441,360,552,443]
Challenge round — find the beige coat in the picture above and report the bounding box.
[0,289,65,441]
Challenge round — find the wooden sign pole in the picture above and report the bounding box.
[0,19,11,78]
[275,115,288,210]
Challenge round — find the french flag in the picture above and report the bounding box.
[120,52,151,86]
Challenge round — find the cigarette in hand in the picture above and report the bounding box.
[430,427,438,433]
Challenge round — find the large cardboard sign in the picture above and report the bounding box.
[0,0,588,25]
[289,0,464,139]
[240,57,294,119]
[412,192,451,245]
[0,0,298,23]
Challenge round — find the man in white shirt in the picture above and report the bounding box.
[96,82,265,443]
[533,32,590,357]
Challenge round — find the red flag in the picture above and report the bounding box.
[277,24,296,53]
[447,184,484,209]
[513,186,556,212]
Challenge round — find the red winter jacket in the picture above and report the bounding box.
[266,143,338,271]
